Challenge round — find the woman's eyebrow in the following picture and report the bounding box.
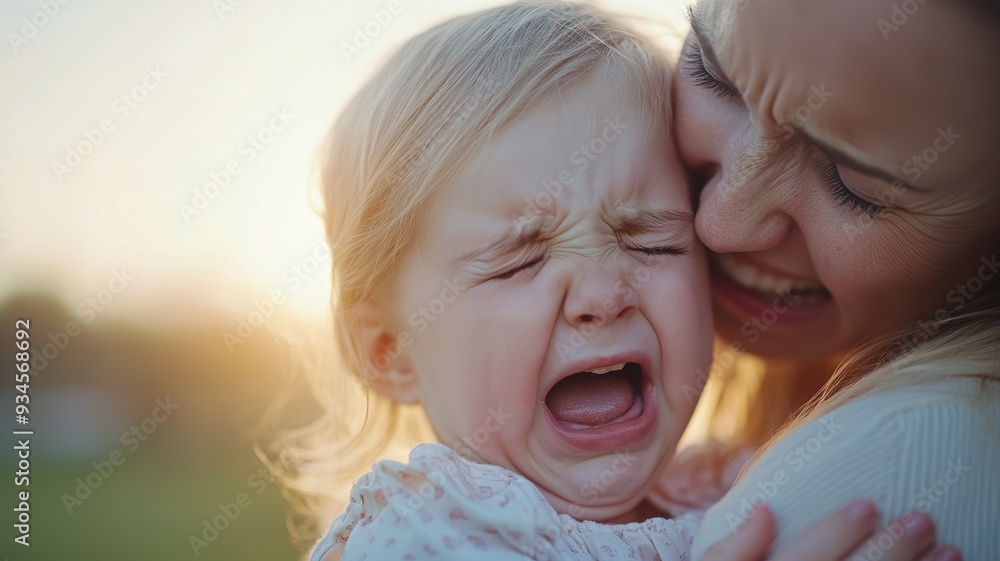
[686,7,736,86]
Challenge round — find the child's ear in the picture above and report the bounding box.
[353,301,421,404]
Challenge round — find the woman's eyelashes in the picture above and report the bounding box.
[822,161,886,218]
[681,45,741,103]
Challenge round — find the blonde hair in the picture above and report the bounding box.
[763,293,1000,453]
[683,344,840,448]
[267,2,676,546]
[675,292,1000,496]
[686,293,1000,473]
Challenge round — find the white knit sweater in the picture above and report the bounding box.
[691,377,999,561]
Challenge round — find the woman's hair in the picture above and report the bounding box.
[753,290,1000,465]
[680,279,1000,493]
[690,272,1000,460]
[266,2,675,545]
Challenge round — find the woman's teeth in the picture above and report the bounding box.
[715,254,830,306]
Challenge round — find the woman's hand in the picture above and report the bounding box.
[647,441,755,516]
[701,500,960,561]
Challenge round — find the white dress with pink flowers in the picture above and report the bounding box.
[311,443,701,560]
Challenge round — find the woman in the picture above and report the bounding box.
[664,0,1000,559]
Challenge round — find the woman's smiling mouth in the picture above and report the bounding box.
[714,253,831,306]
[711,253,834,324]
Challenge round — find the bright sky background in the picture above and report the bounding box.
[0,0,689,324]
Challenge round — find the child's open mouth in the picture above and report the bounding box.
[543,358,656,453]
[546,362,644,428]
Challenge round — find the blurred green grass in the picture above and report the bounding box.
[4,447,300,560]
[1,293,319,560]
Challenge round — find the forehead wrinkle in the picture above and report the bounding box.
[451,212,553,267]
[691,2,726,50]
[727,136,812,209]
[547,231,622,268]
[727,130,777,185]
[692,2,790,135]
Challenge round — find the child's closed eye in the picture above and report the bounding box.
[621,243,688,256]
[612,208,694,260]
[490,257,545,281]
[616,230,690,259]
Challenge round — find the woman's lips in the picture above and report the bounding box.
[711,254,833,323]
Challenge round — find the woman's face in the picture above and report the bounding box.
[677,0,1000,359]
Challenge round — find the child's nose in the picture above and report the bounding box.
[562,262,639,329]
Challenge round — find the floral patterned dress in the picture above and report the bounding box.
[311,443,701,560]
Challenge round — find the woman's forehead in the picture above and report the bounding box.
[692,0,1000,189]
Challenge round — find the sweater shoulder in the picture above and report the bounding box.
[692,378,999,560]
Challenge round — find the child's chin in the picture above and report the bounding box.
[538,476,652,523]
[558,497,647,523]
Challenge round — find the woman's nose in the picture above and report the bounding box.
[694,130,797,254]
[563,262,640,329]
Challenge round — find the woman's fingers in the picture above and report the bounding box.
[769,500,881,561]
[699,500,961,561]
[919,546,961,561]
[700,505,776,561]
[774,505,960,561]
[839,512,951,561]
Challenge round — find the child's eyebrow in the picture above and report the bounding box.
[450,208,692,267]
[613,208,694,236]
[451,214,550,266]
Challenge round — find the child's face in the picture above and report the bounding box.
[373,75,713,521]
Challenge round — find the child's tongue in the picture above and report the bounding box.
[546,372,634,426]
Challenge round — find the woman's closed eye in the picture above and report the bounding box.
[822,161,887,218]
[682,43,741,103]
